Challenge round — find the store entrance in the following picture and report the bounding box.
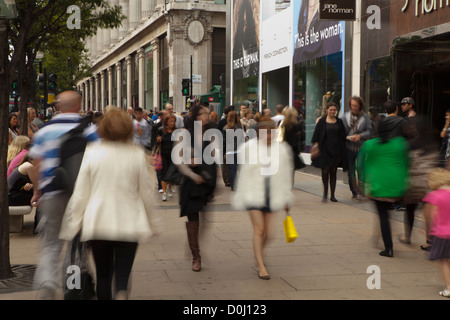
[393,32,450,132]
[412,64,450,131]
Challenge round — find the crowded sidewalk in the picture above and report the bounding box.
[1,168,444,300]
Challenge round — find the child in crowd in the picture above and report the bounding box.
[422,168,450,298]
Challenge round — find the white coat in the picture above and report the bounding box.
[232,138,294,212]
[59,140,163,243]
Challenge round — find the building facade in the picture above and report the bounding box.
[229,0,355,154]
[360,0,450,131]
[77,0,226,113]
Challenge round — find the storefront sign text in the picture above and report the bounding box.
[402,0,450,16]
[295,23,343,49]
[319,0,356,20]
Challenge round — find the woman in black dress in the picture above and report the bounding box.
[175,105,217,272]
[311,102,348,202]
[157,114,177,201]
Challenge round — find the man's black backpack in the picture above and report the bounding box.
[52,116,92,195]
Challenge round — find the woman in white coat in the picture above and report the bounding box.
[59,107,163,300]
[232,116,294,280]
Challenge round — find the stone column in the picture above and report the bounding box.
[119,0,129,40]
[116,61,122,108]
[138,47,145,109]
[108,66,113,107]
[95,74,100,111]
[110,0,120,47]
[141,0,151,23]
[126,55,132,108]
[103,28,111,53]
[100,70,106,111]
[90,77,94,111]
[128,0,141,32]
[90,35,97,62]
[96,28,103,57]
[151,39,159,111]
[84,81,89,111]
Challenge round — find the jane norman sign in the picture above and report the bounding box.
[319,0,356,20]
[401,0,450,16]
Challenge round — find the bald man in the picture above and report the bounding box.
[29,91,99,299]
[165,103,184,129]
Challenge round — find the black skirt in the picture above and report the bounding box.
[429,236,450,260]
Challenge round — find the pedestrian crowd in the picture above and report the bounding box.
[5,90,450,299]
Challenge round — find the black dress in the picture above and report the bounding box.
[311,116,348,171]
[323,122,341,167]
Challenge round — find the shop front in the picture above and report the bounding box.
[292,0,348,152]
[361,0,450,132]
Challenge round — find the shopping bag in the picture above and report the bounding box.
[63,234,96,300]
[151,145,163,172]
[283,214,298,243]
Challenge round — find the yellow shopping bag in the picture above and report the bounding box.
[283,215,298,243]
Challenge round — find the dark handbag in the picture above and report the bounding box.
[310,145,320,160]
[63,235,96,300]
[294,152,306,169]
[164,164,183,185]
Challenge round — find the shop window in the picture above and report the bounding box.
[293,51,343,151]
[364,56,391,117]
[233,75,258,107]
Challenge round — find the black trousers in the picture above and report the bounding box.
[374,200,393,251]
[89,240,138,300]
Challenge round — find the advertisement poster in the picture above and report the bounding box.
[293,0,345,64]
[232,0,260,81]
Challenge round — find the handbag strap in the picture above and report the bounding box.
[152,143,161,155]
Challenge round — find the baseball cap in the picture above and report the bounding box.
[401,97,414,105]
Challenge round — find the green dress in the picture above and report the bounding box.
[356,137,409,199]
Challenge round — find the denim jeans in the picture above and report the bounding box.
[33,193,70,292]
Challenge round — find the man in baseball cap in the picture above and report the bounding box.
[401,97,416,118]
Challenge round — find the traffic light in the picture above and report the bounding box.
[48,73,57,93]
[37,73,45,90]
[11,78,20,97]
[182,78,190,96]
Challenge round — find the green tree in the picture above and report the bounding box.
[0,0,124,280]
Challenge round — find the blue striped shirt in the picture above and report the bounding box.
[29,113,99,197]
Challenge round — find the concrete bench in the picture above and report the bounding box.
[9,206,34,233]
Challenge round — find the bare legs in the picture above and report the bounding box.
[441,259,450,293]
[249,210,274,279]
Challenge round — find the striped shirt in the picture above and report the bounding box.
[29,113,98,198]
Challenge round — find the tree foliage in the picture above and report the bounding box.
[0,0,125,280]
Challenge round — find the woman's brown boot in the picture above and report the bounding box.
[186,221,201,272]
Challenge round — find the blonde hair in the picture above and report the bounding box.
[427,168,450,191]
[282,106,298,128]
[7,135,31,167]
[27,107,36,120]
